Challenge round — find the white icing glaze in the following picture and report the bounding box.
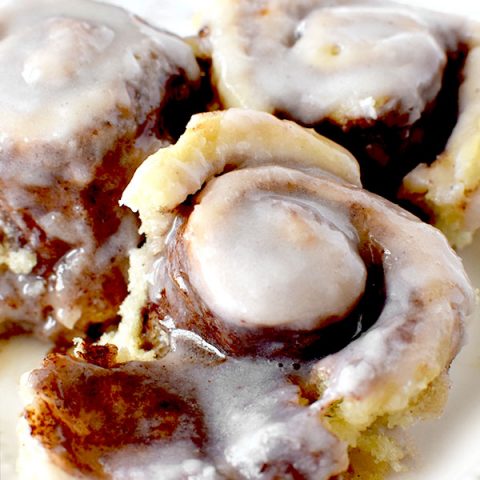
[21,18,115,87]
[105,442,219,480]
[190,356,348,479]
[131,343,349,479]
[0,0,199,144]
[310,189,474,425]
[206,0,466,125]
[185,170,366,330]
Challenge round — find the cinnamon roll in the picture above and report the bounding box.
[0,0,201,340]
[20,110,474,479]
[201,0,469,197]
[401,39,480,248]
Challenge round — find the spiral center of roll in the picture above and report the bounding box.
[184,174,367,331]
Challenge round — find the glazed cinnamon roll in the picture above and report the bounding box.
[20,110,474,479]
[0,0,201,340]
[402,39,480,248]
[201,0,469,196]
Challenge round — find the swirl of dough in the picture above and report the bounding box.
[204,0,464,127]
[117,109,474,424]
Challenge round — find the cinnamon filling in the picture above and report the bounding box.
[145,200,385,359]
[25,349,206,479]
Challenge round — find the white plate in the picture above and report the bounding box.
[1,1,480,479]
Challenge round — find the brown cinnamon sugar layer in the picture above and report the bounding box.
[24,349,205,479]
